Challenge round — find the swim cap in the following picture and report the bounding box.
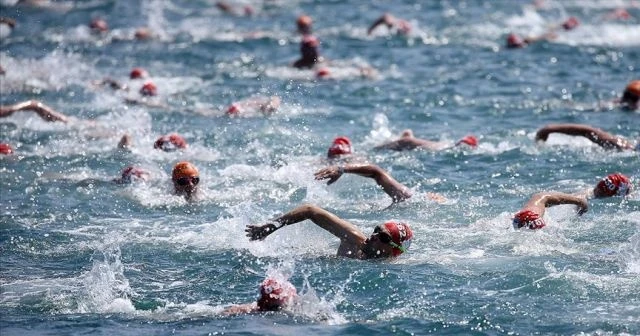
[380,221,414,257]
[154,133,188,151]
[327,136,352,158]
[456,135,478,147]
[512,210,545,230]
[296,15,313,33]
[625,80,640,97]
[226,103,241,115]
[172,161,199,181]
[130,67,148,79]
[506,33,526,49]
[594,173,631,197]
[119,165,149,183]
[140,81,157,96]
[316,67,331,78]
[257,278,297,311]
[0,143,13,155]
[562,17,579,30]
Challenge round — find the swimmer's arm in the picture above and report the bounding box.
[535,123,632,150]
[221,303,258,316]
[526,192,588,215]
[367,13,394,35]
[246,204,366,244]
[0,100,68,123]
[314,164,412,202]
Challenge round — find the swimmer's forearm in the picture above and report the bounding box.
[344,164,411,202]
[534,192,588,213]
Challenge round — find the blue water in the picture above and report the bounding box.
[1,0,639,335]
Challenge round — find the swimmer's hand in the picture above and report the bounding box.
[314,166,343,185]
[245,223,279,241]
[576,198,588,216]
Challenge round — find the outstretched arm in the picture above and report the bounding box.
[368,13,394,35]
[245,204,366,243]
[314,164,412,202]
[535,123,633,150]
[374,129,442,151]
[0,100,68,123]
[523,192,588,216]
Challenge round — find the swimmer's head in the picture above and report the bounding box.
[226,103,241,115]
[506,33,526,49]
[300,35,320,60]
[562,17,579,30]
[0,143,13,155]
[257,278,297,311]
[296,15,313,34]
[456,135,478,147]
[89,18,108,33]
[593,173,631,198]
[130,67,148,79]
[117,165,149,184]
[327,136,352,158]
[140,81,157,96]
[134,27,152,40]
[371,222,414,257]
[172,161,200,195]
[621,80,640,109]
[316,67,331,79]
[154,133,188,152]
[512,210,545,230]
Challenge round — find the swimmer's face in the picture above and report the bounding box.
[362,233,394,258]
[173,175,200,196]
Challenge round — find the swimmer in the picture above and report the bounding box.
[326,136,353,159]
[112,165,150,184]
[0,143,14,155]
[0,100,68,123]
[293,35,322,69]
[93,67,149,92]
[246,204,414,259]
[172,161,200,201]
[512,192,588,230]
[368,13,411,36]
[154,133,188,152]
[375,129,478,151]
[296,15,313,35]
[619,80,639,110]
[226,96,281,116]
[89,18,108,34]
[505,17,579,49]
[535,123,637,151]
[582,173,632,198]
[222,277,297,315]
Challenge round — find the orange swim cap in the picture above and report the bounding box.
[0,143,13,155]
[296,15,313,33]
[625,80,640,97]
[172,161,199,181]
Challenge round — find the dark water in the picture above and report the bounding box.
[1,0,639,335]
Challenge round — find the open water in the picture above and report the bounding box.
[1,0,639,335]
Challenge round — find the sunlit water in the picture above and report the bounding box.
[1,0,639,335]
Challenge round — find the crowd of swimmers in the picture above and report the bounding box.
[1,2,638,315]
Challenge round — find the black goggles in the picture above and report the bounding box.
[176,176,200,186]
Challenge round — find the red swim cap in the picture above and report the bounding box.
[89,18,108,33]
[257,278,297,311]
[130,68,148,79]
[456,135,478,147]
[594,173,631,197]
[0,143,13,155]
[327,136,352,158]
[140,81,157,96]
[119,166,149,183]
[316,67,331,78]
[562,17,580,30]
[154,133,188,151]
[506,33,526,49]
[226,103,241,115]
[512,210,545,230]
[625,80,640,97]
[380,221,413,257]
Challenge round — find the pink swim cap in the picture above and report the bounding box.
[327,136,352,158]
[140,81,157,96]
[512,210,545,230]
[594,173,631,197]
[154,133,188,151]
[130,68,148,79]
[257,278,297,311]
[0,143,13,155]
